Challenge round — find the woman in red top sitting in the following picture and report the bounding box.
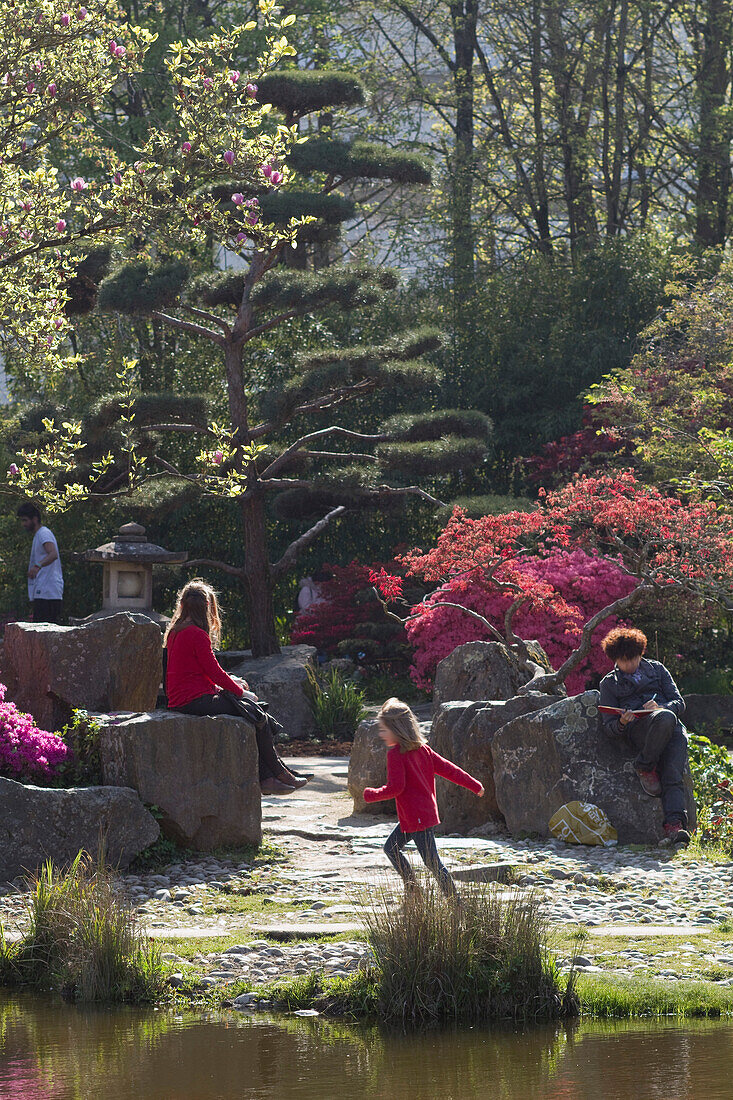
[165,579,308,795]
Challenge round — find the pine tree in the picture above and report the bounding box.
[76,70,493,655]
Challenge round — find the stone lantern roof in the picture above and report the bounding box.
[79,523,188,566]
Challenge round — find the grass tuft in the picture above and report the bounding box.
[577,973,733,1018]
[0,851,167,1004]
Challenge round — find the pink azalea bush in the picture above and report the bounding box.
[406,550,637,694]
[0,683,68,779]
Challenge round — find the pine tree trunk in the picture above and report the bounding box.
[224,332,281,657]
[240,490,281,657]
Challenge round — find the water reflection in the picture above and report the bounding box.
[1,993,732,1100]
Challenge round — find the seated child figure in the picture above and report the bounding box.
[599,626,690,847]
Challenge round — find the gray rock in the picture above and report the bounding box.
[491,691,697,845]
[433,641,528,709]
[430,695,552,830]
[684,694,733,740]
[2,613,162,731]
[218,644,317,740]
[99,710,262,849]
[347,717,395,815]
[0,777,159,883]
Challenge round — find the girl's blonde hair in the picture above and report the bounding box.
[164,579,223,648]
[378,697,426,752]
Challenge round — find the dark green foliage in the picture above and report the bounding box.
[64,245,112,316]
[271,484,406,520]
[256,70,365,115]
[288,137,432,185]
[302,326,442,368]
[377,436,488,477]
[84,393,209,438]
[259,189,357,225]
[436,493,536,520]
[251,267,397,314]
[304,666,367,739]
[189,270,245,309]
[97,260,189,316]
[383,408,493,442]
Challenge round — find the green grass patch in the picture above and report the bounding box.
[0,852,168,1004]
[577,973,733,1018]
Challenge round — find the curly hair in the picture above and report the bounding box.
[601,627,648,661]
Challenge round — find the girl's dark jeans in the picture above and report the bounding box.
[174,692,284,781]
[384,824,457,898]
[626,708,689,826]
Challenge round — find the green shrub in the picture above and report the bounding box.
[360,883,576,1028]
[687,734,733,853]
[59,709,103,786]
[304,666,367,740]
[0,851,167,1003]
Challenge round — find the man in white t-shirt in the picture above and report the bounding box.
[17,502,64,623]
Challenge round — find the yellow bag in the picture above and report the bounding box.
[548,801,618,847]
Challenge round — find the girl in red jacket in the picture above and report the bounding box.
[363,697,484,899]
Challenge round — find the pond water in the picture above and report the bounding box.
[1,993,732,1100]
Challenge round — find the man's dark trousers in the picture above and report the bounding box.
[626,709,688,826]
[31,598,63,624]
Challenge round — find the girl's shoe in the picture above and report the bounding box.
[260,777,296,795]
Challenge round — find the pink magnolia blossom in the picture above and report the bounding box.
[223,150,235,166]
[114,45,126,59]
[54,318,63,329]
[203,77,213,89]
[112,171,122,185]
[60,12,71,26]
[181,141,191,154]
[47,82,57,97]
[213,450,224,465]
[70,176,86,192]
[26,82,36,94]
[228,70,240,83]
[8,464,18,476]
[55,219,66,232]
[245,83,258,97]
[77,7,87,19]
[269,170,283,185]
[109,40,118,54]
[21,200,32,212]
[235,232,249,244]
[246,211,259,226]
[260,163,273,179]
[231,192,244,205]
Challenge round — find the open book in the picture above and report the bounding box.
[598,705,653,717]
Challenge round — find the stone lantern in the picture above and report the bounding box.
[72,522,188,627]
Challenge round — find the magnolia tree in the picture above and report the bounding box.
[372,472,733,694]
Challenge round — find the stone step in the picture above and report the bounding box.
[586,923,712,937]
[451,862,517,884]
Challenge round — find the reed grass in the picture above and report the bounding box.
[358,881,577,1028]
[0,851,167,1003]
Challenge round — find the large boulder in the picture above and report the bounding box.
[431,694,553,831]
[684,694,733,741]
[2,613,162,731]
[492,691,697,845]
[218,644,317,740]
[99,711,261,849]
[433,640,552,710]
[348,717,395,815]
[0,778,159,883]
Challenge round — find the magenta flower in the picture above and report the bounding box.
[203,77,213,89]
[77,6,87,19]
[60,12,71,26]
[260,163,273,179]
[21,200,32,212]
[114,45,126,59]
[246,211,259,226]
[270,170,283,185]
[8,464,18,476]
[109,40,117,54]
[223,150,235,166]
[245,83,258,98]
[47,82,57,97]
[245,197,259,208]
[235,232,249,244]
[229,70,240,83]
[112,171,122,185]
[231,192,244,205]
[70,176,86,191]
[213,450,224,465]
[26,82,36,94]
[55,219,66,232]
[54,318,64,329]
[181,141,191,154]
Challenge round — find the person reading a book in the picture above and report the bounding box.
[599,627,690,846]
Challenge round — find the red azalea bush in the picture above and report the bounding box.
[290,559,413,667]
[405,550,636,692]
[0,683,69,779]
[522,407,630,488]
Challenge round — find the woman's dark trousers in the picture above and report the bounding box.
[384,825,457,898]
[175,693,284,781]
[627,709,688,826]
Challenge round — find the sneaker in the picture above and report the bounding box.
[663,823,691,847]
[636,768,662,797]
